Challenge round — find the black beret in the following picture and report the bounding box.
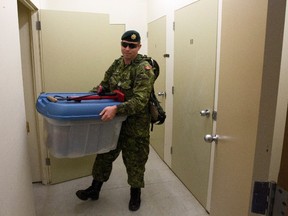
[121,30,141,42]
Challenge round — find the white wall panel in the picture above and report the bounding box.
[0,0,35,215]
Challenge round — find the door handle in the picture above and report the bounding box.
[204,134,219,143]
[200,109,210,117]
[158,91,166,97]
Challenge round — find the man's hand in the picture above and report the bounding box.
[100,105,117,121]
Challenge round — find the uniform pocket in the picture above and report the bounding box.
[120,80,132,90]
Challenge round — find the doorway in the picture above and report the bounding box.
[39,10,125,183]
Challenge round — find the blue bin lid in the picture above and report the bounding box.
[36,92,123,120]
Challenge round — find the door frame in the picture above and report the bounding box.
[206,0,223,211]
[18,0,49,184]
[30,10,50,184]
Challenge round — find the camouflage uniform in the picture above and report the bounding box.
[92,54,155,188]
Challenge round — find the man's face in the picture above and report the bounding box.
[121,40,141,62]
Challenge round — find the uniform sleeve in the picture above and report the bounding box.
[116,61,155,116]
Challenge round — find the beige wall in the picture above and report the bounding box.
[40,0,148,53]
[0,0,35,215]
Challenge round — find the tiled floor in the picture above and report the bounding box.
[33,146,209,216]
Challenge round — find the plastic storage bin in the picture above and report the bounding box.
[36,92,126,158]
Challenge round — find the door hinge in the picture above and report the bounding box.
[212,110,217,121]
[170,146,173,154]
[36,20,41,30]
[273,185,288,216]
[26,121,30,133]
[172,86,174,95]
[46,158,51,166]
[173,21,175,31]
[251,181,276,216]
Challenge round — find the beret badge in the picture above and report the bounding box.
[131,34,137,40]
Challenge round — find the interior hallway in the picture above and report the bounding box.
[33,146,209,216]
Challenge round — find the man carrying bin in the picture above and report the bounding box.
[76,30,155,211]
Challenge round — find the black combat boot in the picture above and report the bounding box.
[76,180,103,201]
[129,187,141,211]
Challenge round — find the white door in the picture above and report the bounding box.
[172,0,218,208]
[40,10,124,183]
[148,16,166,160]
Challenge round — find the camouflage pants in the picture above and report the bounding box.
[92,133,150,188]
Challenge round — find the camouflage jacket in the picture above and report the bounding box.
[97,54,155,137]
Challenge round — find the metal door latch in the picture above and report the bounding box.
[204,134,219,143]
[200,109,210,117]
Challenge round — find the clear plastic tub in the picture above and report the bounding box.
[36,92,126,158]
[44,117,126,158]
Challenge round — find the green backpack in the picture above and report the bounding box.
[144,56,166,131]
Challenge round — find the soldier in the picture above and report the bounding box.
[76,30,155,211]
